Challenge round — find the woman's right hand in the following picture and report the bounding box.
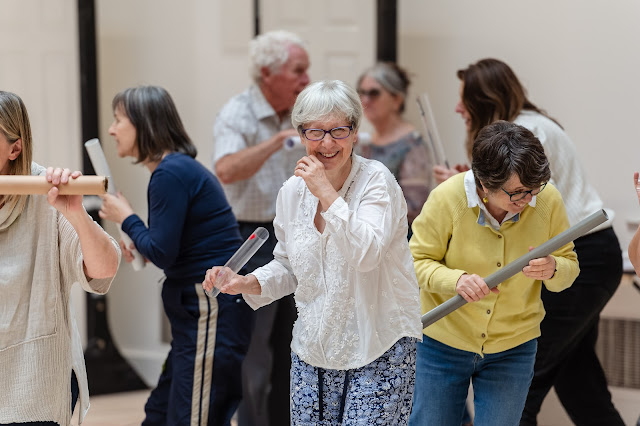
[295,155,338,211]
[99,192,135,224]
[202,267,262,295]
[634,172,640,205]
[433,164,469,184]
[455,273,499,302]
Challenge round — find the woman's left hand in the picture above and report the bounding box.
[99,192,135,224]
[633,172,640,205]
[295,155,338,210]
[522,246,557,280]
[46,167,84,218]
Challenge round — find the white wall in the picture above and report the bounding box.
[398,0,640,253]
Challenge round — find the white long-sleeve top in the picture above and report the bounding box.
[514,110,612,230]
[244,155,423,370]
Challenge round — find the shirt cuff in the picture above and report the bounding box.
[321,196,348,230]
[121,214,143,234]
[242,269,274,310]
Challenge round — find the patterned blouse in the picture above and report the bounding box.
[358,131,434,226]
[244,155,423,370]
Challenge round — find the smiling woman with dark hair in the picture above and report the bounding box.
[409,120,579,426]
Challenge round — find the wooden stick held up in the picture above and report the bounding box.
[0,175,109,195]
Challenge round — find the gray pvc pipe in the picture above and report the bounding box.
[421,209,608,329]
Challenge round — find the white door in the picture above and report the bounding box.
[260,0,376,87]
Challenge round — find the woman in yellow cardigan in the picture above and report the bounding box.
[408,121,579,426]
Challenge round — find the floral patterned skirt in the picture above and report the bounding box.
[290,336,417,425]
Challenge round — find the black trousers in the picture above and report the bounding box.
[236,221,297,426]
[520,227,625,426]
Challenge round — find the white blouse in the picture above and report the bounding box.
[245,155,423,370]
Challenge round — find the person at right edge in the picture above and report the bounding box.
[628,172,640,426]
[212,30,310,426]
[436,58,624,426]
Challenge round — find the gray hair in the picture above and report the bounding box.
[357,62,411,112]
[249,30,306,84]
[291,80,363,131]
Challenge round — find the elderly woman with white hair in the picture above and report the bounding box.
[204,80,423,425]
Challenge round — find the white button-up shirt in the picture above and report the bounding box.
[245,155,423,370]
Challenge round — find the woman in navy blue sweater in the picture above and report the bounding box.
[99,85,254,426]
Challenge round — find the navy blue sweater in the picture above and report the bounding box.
[122,153,242,282]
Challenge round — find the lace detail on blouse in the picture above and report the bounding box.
[247,155,423,369]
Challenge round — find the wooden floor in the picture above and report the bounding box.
[71,390,149,426]
[72,390,239,426]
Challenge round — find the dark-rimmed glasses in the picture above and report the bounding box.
[301,125,353,141]
[501,182,547,202]
[357,88,381,99]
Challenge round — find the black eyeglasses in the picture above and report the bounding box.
[357,88,381,99]
[501,182,547,202]
[301,125,354,141]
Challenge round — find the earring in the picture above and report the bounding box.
[483,196,488,203]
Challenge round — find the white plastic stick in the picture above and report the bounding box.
[205,227,270,298]
[416,93,449,167]
[85,138,146,271]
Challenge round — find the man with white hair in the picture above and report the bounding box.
[212,30,310,426]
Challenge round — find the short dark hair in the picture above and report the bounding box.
[112,86,197,163]
[472,121,550,191]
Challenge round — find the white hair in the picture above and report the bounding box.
[291,80,363,131]
[249,30,306,84]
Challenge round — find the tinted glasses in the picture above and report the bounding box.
[357,88,381,99]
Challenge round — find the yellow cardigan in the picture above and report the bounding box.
[410,173,579,355]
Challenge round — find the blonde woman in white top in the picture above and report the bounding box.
[0,90,120,425]
[203,80,422,425]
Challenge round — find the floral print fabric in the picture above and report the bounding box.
[290,337,417,425]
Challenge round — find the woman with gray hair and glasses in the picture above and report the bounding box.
[357,62,434,233]
[409,121,579,426]
[204,80,423,425]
